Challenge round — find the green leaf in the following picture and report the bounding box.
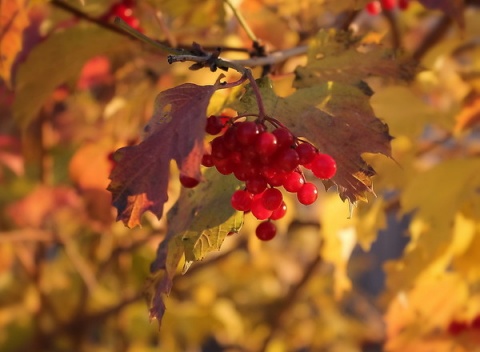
[146,168,243,324]
[294,30,415,87]
[13,25,129,127]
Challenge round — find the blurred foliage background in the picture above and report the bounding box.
[1,0,480,351]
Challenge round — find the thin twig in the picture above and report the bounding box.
[260,253,323,351]
[412,14,452,61]
[224,0,259,43]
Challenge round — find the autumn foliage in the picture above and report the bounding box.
[1,0,480,351]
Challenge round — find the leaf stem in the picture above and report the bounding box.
[223,0,259,44]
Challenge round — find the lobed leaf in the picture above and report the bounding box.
[13,26,128,127]
[108,81,222,228]
[146,169,243,324]
[294,30,415,87]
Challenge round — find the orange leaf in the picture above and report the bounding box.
[0,0,29,87]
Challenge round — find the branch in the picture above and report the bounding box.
[260,253,323,350]
[49,0,250,54]
[224,0,259,44]
[412,14,452,61]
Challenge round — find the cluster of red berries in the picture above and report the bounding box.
[102,0,142,31]
[447,316,480,336]
[180,114,337,241]
[366,0,409,15]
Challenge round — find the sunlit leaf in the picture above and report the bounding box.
[146,168,243,324]
[108,80,223,228]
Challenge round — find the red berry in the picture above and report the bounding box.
[201,154,214,167]
[274,148,300,172]
[231,190,253,211]
[283,171,305,192]
[211,136,229,159]
[205,115,224,135]
[270,201,287,220]
[256,131,278,157]
[272,128,294,149]
[246,175,268,194]
[296,142,317,165]
[310,153,337,179]
[214,158,233,175]
[251,194,273,220]
[366,1,382,15]
[381,0,396,11]
[235,121,259,145]
[179,174,199,188]
[398,0,409,10]
[266,171,287,187]
[255,221,277,241]
[297,182,318,205]
[262,188,283,211]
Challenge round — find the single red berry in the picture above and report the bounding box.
[366,1,382,15]
[274,148,300,172]
[266,171,287,187]
[251,194,273,220]
[270,201,287,220]
[256,131,278,157]
[262,188,283,211]
[211,136,229,159]
[297,182,318,205]
[179,174,199,188]
[246,175,268,194]
[201,154,214,167]
[214,158,233,175]
[310,153,337,179]
[283,171,305,193]
[381,0,396,11]
[296,142,317,165]
[272,128,294,149]
[231,190,253,212]
[255,221,277,241]
[205,115,224,135]
[235,121,259,145]
[223,126,238,150]
[398,0,409,10]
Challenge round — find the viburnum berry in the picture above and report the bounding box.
[255,221,277,241]
[236,121,259,145]
[270,201,287,220]
[179,174,199,188]
[231,190,253,212]
[262,188,283,211]
[251,193,273,220]
[297,182,318,205]
[310,153,337,179]
[296,142,317,165]
[256,131,278,157]
[366,1,382,15]
[381,0,396,11]
[283,171,305,192]
[272,128,294,149]
[205,115,224,135]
